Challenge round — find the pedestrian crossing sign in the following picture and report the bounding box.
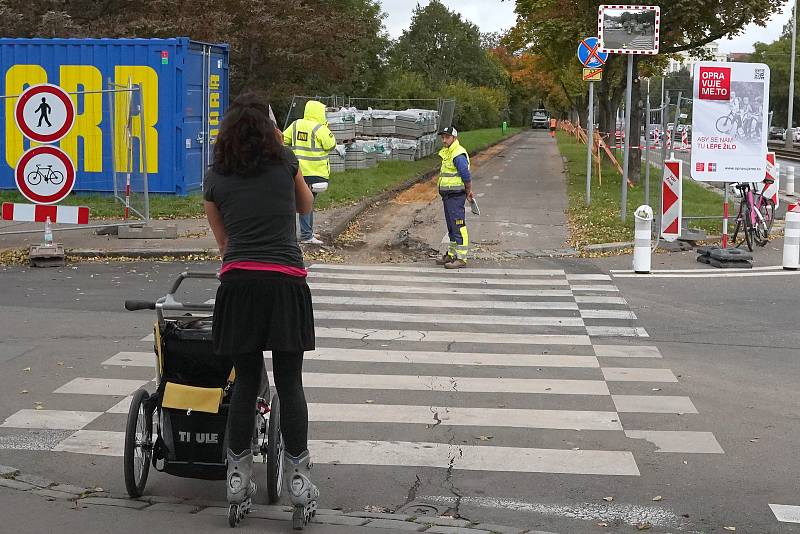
[583,68,603,82]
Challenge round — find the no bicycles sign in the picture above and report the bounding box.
[14,145,76,205]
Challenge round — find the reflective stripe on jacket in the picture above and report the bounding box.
[283,100,337,178]
[438,140,470,192]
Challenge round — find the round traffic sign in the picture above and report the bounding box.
[15,84,75,143]
[577,37,609,68]
[15,146,76,205]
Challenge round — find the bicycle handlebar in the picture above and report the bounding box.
[125,300,156,311]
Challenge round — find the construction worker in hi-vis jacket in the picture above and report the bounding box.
[436,126,472,269]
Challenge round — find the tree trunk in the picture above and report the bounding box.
[627,56,642,184]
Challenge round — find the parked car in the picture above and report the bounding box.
[769,127,785,141]
[782,128,800,143]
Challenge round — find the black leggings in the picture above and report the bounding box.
[227,350,308,457]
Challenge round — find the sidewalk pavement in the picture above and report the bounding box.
[0,204,359,257]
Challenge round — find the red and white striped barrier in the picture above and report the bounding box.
[784,202,800,270]
[1,202,89,224]
[680,128,689,151]
[661,158,682,242]
[763,152,779,208]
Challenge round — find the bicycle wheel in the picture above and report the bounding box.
[716,115,734,135]
[27,171,42,186]
[753,196,775,246]
[49,170,64,185]
[124,388,153,498]
[732,200,745,245]
[742,204,754,251]
[266,394,284,504]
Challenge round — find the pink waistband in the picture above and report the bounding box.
[220,261,307,277]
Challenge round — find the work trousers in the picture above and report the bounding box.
[299,175,327,240]
[441,191,469,260]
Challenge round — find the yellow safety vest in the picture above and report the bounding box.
[438,140,470,191]
[283,101,337,179]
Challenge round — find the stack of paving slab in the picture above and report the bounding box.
[325,106,441,172]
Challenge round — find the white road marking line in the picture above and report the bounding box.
[611,265,783,274]
[314,310,585,327]
[315,327,591,346]
[602,368,677,382]
[625,431,724,453]
[309,283,573,298]
[580,309,637,320]
[570,285,620,292]
[308,403,622,431]
[566,274,612,281]
[308,264,566,276]
[308,440,639,476]
[292,348,600,368]
[313,295,579,311]
[594,345,662,358]
[770,504,800,523]
[302,373,609,395]
[52,430,124,457]
[310,272,569,287]
[586,326,649,337]
[0,409,103,430]
[102,351,153,367]
[140,333,154,342]
[107,396,133,414]
[613,270,800,279]
[574,296,628,305]
[612,395,698,414]
[54,378,149,396]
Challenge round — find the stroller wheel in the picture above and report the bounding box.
[124,388,153,498]
[266,394,283,504]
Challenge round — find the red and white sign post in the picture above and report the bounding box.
[1,84,90,228]
[661,158,682,242]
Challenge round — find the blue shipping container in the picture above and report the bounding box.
[0,37,229,195]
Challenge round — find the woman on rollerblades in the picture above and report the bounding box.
[203,91,319,530]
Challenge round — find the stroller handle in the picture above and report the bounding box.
[125,300,156,311]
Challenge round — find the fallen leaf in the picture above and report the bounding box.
[23,367,31,372]
[57,362,64,366]
[35,405,43,410]
[603,496,614,502]
[596,522,609,527]
[475,435,494,441]
[20,390,28,394]
[652,495,663,501]
[651,388,661,391]
[365,400,374,404]
[723,527,736,532]
[637,523,652,531]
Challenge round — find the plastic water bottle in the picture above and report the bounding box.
[44,216,53,245]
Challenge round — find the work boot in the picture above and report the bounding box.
[444,258,467,269]
[436,254,454,265]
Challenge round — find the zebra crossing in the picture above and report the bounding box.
[0,263,723,480]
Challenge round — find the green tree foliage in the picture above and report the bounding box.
[751,19,795,127]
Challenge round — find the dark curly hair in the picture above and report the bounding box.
[212,92,284,176]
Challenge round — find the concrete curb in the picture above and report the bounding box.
[323,131,525,243]
[0,463,555,534]
[66,248,218,259]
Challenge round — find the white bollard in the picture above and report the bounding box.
[633,205,653,274]
[783,203,800,270]
[787,166,795,196]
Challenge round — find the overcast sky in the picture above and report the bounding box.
[378,0,793,53]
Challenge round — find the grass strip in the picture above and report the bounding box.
[556,132,724,249]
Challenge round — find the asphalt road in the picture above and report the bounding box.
[1,131,800,533]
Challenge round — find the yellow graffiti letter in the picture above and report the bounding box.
[59,65,103,172]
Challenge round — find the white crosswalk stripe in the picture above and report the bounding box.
[0,264,720,480]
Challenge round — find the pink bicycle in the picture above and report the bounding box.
[731,179,775,251]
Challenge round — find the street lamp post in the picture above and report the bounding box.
[787,0,797,149]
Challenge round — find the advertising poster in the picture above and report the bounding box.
[691,61,770,182]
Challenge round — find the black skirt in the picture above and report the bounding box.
[212,270,315,355]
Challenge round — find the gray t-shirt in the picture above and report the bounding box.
[203,148,304,268]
